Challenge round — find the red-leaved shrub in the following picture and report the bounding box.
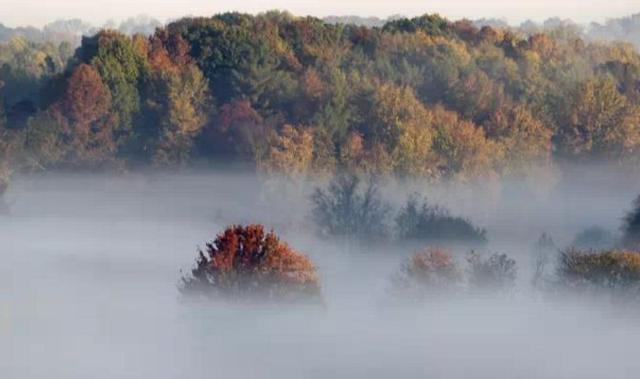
[180,224,322,303]
[390,247,462,301]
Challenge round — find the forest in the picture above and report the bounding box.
[1,11,640,187]
[5,8,640,379]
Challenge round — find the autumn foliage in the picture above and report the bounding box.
[390,247,519,301]
[557,249,640,295]
[3,12,640,178]
[180,225,322,303]
[390,248,462,301]
[50,63,115,165]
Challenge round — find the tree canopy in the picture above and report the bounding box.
[2,11,640,178]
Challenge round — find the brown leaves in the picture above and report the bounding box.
[407,248,461,284]
[390,248,519,302]
[218,100,264,133]
[262,124,314,176]
[431,104,498,180]
[301,68,326,100]
[558,249,640,295]
[390,247,462,301]
[559,76,640,161]
[180,224,322,303]
[483,103,552,173]
[49,63,116,166]
[63,64,112,127]
[148,31,193,74]
[212,100,271,160]
[372,83,437,177]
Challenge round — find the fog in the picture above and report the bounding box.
[2,168,640,378]
[3,0,637,28]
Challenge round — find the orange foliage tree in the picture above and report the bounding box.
[371,83,438,177]
[262,124,314,176]
[180,224,323,303]
[50,63,116,166]
[430,104,499,180]
[484,103,552,173]
[557,76,640,161]
[390,247,462,301]
[209,99,271,160]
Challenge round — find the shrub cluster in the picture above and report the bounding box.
[390,247,463,301]
[180,224,322,303]
[177,227,640,305]
[396,196,487,244]
[312,175,486,244]
[390,248,517,301]
[466,251,517,292]
[556,248,640,296]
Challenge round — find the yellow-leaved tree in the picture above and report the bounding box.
[262,124,314,176]
[371,83,438,177]
[558,76,640,162]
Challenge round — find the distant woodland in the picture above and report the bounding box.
[2,11,640,181]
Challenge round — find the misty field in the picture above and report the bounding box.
[2,169,640,378]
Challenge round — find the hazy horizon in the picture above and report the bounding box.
[1,0,638,28]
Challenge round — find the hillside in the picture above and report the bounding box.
[1,11,640,180]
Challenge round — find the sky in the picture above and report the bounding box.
[1,0,638,28]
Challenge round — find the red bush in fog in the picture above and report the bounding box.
[180,224,322,303]
[390,247,462,301]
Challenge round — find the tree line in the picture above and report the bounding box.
[1,11,640,181]
[179,191,640,304]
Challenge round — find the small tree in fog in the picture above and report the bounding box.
[532,232,556,288]
[179,224,323,303]
[572,226,615,250]
[395,195,487,244]
[311,174,390,240]
[390,247,462,301]
[466,252,517,292]
[621,195,640,249]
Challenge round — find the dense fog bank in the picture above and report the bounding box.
[2,168,640,378]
